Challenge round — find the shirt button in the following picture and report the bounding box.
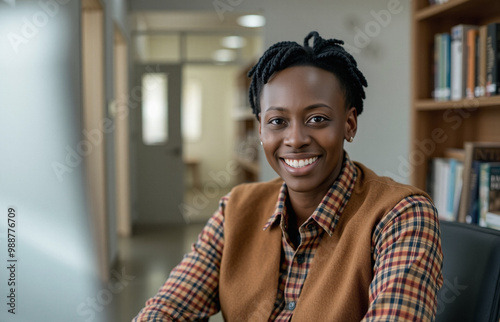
[287,301,296,311]
[296,254,305,264]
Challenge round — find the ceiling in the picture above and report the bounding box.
[131,11,263,33]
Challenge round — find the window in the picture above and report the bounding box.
[142,73,168,145]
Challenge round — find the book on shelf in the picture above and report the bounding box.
[476,25,488,97]
[434,33,451,101]
[466,160,481,224]
[428,157,463,221]
[450,24,479,100]
[486,22,500,96]
[443,33,451,100]
[479,162,500,230]
[457,142,500,223]
[429,158,447,219]
[435,22,500,101]
[466,28,478,99]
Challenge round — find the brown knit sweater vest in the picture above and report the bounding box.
[219,162,429,321]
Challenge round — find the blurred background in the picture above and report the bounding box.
[0,0,411,320]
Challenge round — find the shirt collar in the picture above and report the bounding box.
[263,152,357,236]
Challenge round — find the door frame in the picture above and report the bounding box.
[81,0,109,282]
[114,25,132,237]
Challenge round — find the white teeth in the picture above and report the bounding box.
[284,157,318,168]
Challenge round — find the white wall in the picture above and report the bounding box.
[131,0,412,184]
[257,0,411,183]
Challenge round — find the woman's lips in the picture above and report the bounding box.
[280,155,321,175]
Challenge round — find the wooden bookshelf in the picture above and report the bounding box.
[410,0,500,193]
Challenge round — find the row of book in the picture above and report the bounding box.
[428,142,500,231]
[433,22,500,101]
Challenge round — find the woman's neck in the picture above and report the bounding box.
[286,189,325,227]
[285,157,343,227]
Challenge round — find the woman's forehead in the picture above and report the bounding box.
[260,66,344,109]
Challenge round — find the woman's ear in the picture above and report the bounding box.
[344,107,358,142]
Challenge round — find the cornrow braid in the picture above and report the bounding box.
[247,31,368,119]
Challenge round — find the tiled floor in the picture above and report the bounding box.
[108,188,228,321]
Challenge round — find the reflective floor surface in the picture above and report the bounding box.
[110,223,224,322]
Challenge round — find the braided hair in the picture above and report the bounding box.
[248,31,368,119]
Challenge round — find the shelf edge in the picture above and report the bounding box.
[414,96,500,110]
[415,0,470,21]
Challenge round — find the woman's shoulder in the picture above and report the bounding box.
[353,161,430,201]
[225,177,283,210]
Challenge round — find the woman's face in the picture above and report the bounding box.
[259,65,357,195]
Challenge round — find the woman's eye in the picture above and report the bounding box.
[309,116,327,123]
[269,118,284,126]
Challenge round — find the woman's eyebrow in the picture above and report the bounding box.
[304,103,332,111]
[265,104,332,113]
[264,106,287,112]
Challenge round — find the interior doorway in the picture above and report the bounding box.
[130,11,263,225]
[181,64,240,223]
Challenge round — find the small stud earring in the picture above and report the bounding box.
[348,136,354,143]
[260,141,263,146]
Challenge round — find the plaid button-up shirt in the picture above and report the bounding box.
[134,156,443,321]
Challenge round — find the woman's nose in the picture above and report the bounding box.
[283,122,311,149]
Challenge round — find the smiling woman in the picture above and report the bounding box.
[259,66,351,223]
[133,31,444,322]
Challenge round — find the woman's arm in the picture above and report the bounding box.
[132,196,228,322]
[363,195,444,321]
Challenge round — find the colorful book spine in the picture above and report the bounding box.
[486,22,500,96]
[429,157,462,221]
[434,33,442,100]
[442,33,451,100]
[450,24,479,100]
[466,29,478,99]
[466,161,481,224]
[457,142,500,223]
[453,161,464,220]
[475,25,488,97]
[479,162,500,230]
[446,158,458,220]
[434,33,451,101]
